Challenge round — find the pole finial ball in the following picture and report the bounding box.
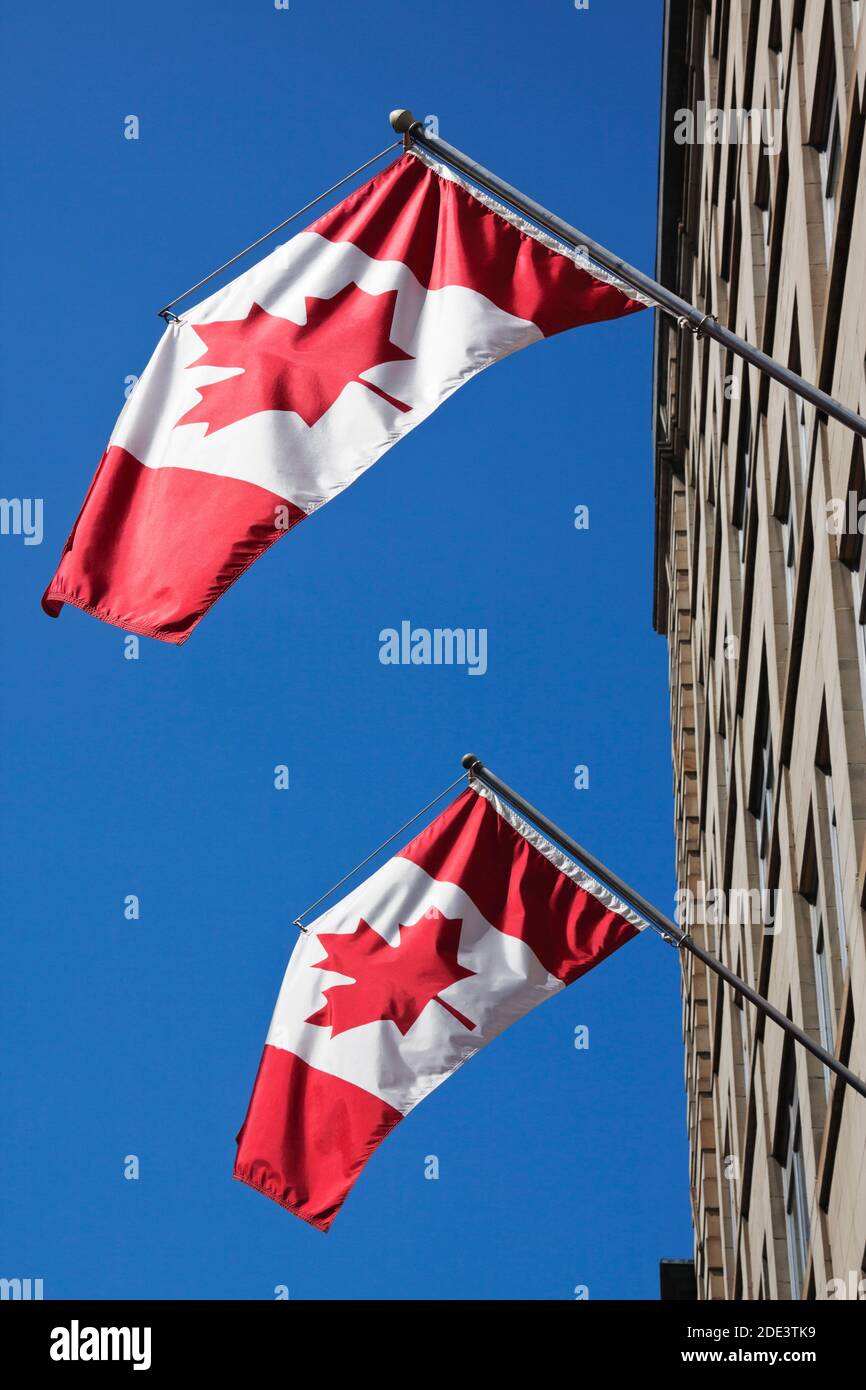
[389,109,417,134]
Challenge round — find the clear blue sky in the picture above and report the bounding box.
[1,0,691,1298]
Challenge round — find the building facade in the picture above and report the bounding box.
[653,0,866,1298]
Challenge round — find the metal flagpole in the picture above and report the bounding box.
[390,111,866,442]
[156,139,402,320]
[292,770,469,931]
[461,754,866,1101]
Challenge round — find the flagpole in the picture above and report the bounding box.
[156,140,402,320]
[390,111,866,442]
[461,754,866,1101]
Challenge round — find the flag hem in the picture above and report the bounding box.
[41,494,308,645]
[409,147,654,307]
[40,583,190,644]
[231,1171,334,1233]
[233,1047,408,1233]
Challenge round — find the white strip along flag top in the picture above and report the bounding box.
[42,149,646,643]
[234,781,645,1230]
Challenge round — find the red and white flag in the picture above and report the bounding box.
[43,150,645,643]
[234,780,644,1230]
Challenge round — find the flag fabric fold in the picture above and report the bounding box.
[43,150,646,644]
[233,780,645,1230]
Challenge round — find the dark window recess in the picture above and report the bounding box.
[839,439,865,571]
[743,0,762,110]
[820,94,866,395]
[819,994,855,1212]
[699,699,712,830]
[732,380,753,534]
[740,1093,758,1220]
[823,105,841,199]
[773,419,791,520]
[691,493,702,619]
[756,140,772,236]
[780,511,814,766]
[752,688,775,903]
[708,504,723,656]
[799,805,819,903]
[723,779,739,890]
[730,207,744,332]
[760,152,788,359]
[773,1035,811,1297]
[810,9,837,152]
[701,333,712,419]
[721,133,740,281]
[749,651,772,820]
[789,301,802,375]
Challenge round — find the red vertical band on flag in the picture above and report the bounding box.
[234,1046,403,1232]
[42,446,304,642]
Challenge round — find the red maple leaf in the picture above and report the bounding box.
[306,909,477,1038]
[176,282,414,435]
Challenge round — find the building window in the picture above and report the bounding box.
[852,538,866,726]
[824,770,849,975]
[776,432,797,620]
[814,35,841,265]
[733,385,753,571]
[720,642,732,788]
[819,96,841,262]
[784,518,796,615]
[734,988,750,1090]
[854,504,866,608]
[756,140,772,249]
[724,1115,738,1283]
[840,442,866,740]
[797,401,809,490]
[769,1,784,101]
[810,907,834,1097]
[787,307,810,491]
[749,661,775,919]
[756,721,774,899]
[778,1056,810,1296]
[801,811,837,1101]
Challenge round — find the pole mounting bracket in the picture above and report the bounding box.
[678,312,718,340]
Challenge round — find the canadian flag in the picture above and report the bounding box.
[234,781,644,1230]
[42,150,645,643]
